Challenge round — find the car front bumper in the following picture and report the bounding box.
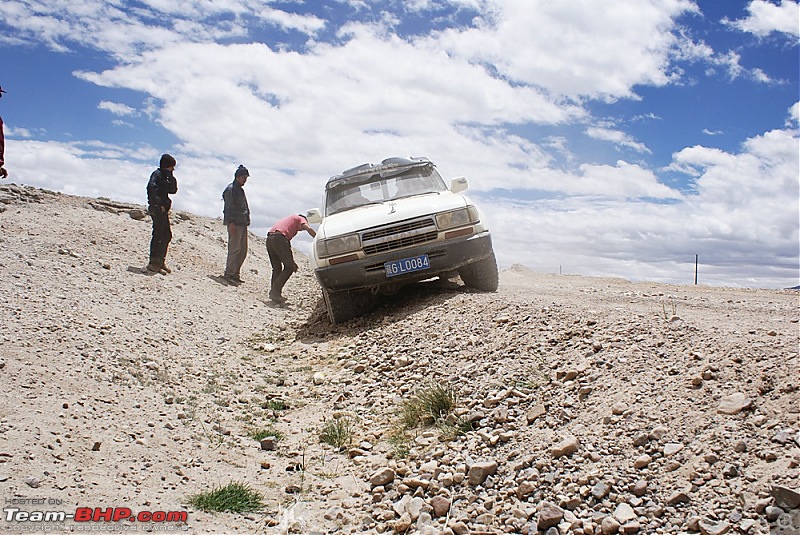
[314,231,494,292]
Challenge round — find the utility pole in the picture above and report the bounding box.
[695,254,698,285]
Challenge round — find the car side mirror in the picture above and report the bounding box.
[450,177,468,193]
[306,208,323,224]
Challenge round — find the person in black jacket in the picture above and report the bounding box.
[146,154,178,274]
[0,84,8,179]
[222,164,251,283]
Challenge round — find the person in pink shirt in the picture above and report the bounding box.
[266,213,316,304]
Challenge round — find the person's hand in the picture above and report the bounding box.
[0,167,7,179]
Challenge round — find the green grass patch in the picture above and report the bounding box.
[318,416,355,450]
[188,482,263,513]
[400,383,457,429]
[248,425,284,442]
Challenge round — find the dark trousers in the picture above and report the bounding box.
[266,233,297,298]
[225,223,248,277]
[149,208,172,264]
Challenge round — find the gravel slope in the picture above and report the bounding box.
[0,184,798,535]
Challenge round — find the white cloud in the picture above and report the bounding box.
[585,127,652,154]
[725,0,800,37]
[98,101,137,116]
[431,0,698,100]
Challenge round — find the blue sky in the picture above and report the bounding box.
[0,0,797,288]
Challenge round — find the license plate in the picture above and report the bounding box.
[384,254,430,278]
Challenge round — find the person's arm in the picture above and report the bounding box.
[302,222,316,238]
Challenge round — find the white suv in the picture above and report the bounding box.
[307,156,498,323]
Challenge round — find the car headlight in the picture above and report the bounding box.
[436,206,479,230]
[316,233,361,258]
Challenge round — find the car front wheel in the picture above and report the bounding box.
[458,251,499,292]
[322,287,371,324]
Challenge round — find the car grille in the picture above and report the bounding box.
[361,217,438,256]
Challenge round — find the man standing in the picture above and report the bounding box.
[222,165,251,284]
[266,213,316,304]
[146,154,178,274]
[0,84,8,179]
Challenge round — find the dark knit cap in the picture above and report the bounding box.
[235,165,249,178]
[159,154,177,168]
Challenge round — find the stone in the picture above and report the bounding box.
[663,443,684,457]
[536,502,564,530]
[551,435,579,458]
[467,460,498,486]
[430,496,450,517]
[370,467,396,488]
[592,481,611,499]
[633,455,652,469]
[698,520,731,535]
[613,503,636,524]
[526,404,546,424]
[601,516,621,535]
[716,393,752,415]
[667,489,691,505]
[631,480,648,497]
[771,485,800,510]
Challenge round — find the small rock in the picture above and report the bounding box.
[312,372,326,385]
[467,460,498,486]
[551,435,579,458]
[25,476,41,488]
[611,402,628,415]
[536,502,564,530]
[698,520,731,535]
[260,437,277,451]
[601,516,621,535]
[631,480,648,497]
[91,441,101,451]
[370,467,395,488]
[770,485,800,510]
[633,455,652,469]
[613,503,636,524]
[430,496,450,518]
[667,489,691,505]
[716,393,752,415]
[526,404,546,424]
[663,443,683,457]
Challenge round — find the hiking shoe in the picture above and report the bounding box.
[146,263,162,273]
[269,293,287,304]
[224,274,240,284]
[160,263,172,274]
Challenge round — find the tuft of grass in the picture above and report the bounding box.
[262,399,288,411]
[437,416,473,440]
[400,383,458,429]
[188,482,263,513]
[318,416,355,450]
[248,425,284,442]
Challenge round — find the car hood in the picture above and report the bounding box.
[319,192,469,238]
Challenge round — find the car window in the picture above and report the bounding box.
[325,166,446,215]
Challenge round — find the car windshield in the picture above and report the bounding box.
[325,165,447,216]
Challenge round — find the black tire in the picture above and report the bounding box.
[458,252,499,292]
[322,288,370,324]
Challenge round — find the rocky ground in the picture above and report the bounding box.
[0,183,798,535]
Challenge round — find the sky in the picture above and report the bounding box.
[0,0,798,289]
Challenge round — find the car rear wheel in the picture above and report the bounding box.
[458,251,499,292]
